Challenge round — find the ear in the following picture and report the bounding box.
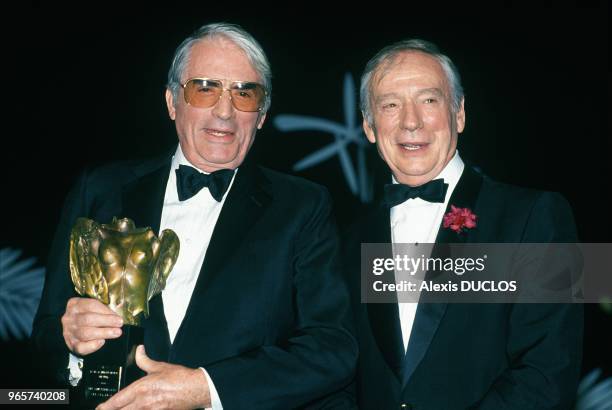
[362,118,377,144]
[165,88,176,120]
[256,112,267,130]
[455,97,465,133]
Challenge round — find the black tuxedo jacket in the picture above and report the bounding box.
[345,166,583,410]
[32,151,357,409]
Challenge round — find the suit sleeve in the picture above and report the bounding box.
[30,170,89,385]
[475,192,583,410]
[204,188,358,409]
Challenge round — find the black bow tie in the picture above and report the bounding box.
[383,178,449,207]
[176,165,234,202]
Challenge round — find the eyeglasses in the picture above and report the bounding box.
[181,78,267,112]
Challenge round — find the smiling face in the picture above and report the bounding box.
[165,37,266,172]
[363,51,465,186]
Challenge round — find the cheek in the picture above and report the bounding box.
[422,110,444,126]
[373,118,398,144]
[176,108,203,133]
[237,117,260,140]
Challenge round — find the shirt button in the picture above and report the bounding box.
[400,404,412,410]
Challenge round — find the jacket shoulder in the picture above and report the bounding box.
[480,174,571,215]
[258,166,332,204]
[477,171,576,241]
[81,154,171,195]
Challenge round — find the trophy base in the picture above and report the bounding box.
[74,325,144,409]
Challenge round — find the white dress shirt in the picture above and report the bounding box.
[391,151,464,352]
[160,145,233,409]
[69,145,230,409]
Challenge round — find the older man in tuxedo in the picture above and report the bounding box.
[32,23,356,409]
[346,39,582,409]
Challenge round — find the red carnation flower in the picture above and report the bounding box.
[443,205,477,234]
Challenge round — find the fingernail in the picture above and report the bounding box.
[114,328,122,336]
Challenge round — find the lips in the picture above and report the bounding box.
[398,142,429,151]
[204,128,234,137]
[203,128,236,143]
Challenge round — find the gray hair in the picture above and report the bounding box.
[360,39,463,126]
[167,22,272,113]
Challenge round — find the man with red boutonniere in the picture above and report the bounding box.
[343,39,582,409]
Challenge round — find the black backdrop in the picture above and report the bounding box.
[3,5,610,390]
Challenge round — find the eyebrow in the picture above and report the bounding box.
[416,88,445,97]
[185,78,262,86]
[375,87,445,102]
[375,92,401,102]
[233,81,260,89]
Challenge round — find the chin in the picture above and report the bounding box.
[397,164,433,177]
[201,150,239,163]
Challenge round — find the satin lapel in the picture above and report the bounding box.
[169,161,271,357]
[121,159,171,234]
[121,155,172,361]
[366,204,405,381]
[433,166,483,245]
[402,166,484,385]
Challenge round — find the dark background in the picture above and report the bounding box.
[2,4,610,390]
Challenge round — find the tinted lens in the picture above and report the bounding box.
[229,82,266,112]
[183,79,223,108]
[182,79,266,112]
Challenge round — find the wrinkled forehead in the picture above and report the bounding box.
[184,37,262,84]
[371,50,449,94]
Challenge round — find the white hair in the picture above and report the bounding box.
[360,39,463,126]
[167,22,272,113]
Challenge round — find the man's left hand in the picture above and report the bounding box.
[97,345,211,410]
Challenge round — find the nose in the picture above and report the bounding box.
[400,102,423,132]
[211,89,234,120]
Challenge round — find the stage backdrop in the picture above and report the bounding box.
[2,6,610,405]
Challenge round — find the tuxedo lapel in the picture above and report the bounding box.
[121,154,173,361]
[121,158,171,234]
[169,160,272,358]
[194,161,271,288]
[402,166,484,385]
[366,205,405,381]
[434,166,483,245]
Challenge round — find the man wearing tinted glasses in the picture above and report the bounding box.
[33,23,357,409]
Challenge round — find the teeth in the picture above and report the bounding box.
[208,130,231,136]
[401,144,421,150]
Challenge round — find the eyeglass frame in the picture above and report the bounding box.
[180,77,268,112]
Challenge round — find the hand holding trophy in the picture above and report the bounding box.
[69,217,179,407]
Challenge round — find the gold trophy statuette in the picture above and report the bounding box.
[68,217,179,407]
